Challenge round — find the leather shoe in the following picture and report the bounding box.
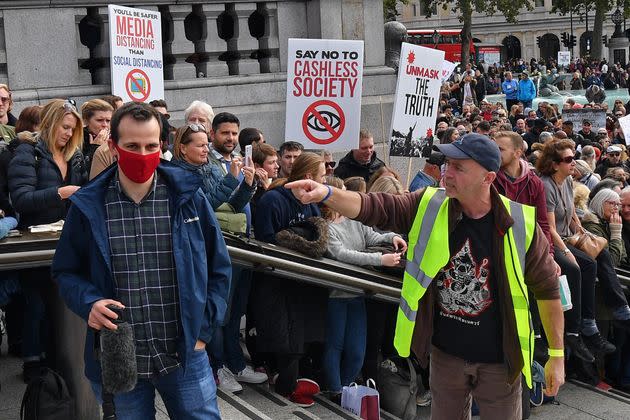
[583,332,616,355]
[565,334,595,363]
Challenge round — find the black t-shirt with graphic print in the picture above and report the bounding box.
[432,211,503,363]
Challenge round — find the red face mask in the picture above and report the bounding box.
[113,142,160,183]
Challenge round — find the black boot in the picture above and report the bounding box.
[565,334,595,363]
[583,332,616,355]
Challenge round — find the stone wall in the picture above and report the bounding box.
[0,0,397,152]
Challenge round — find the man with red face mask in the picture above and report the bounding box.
[52,102,230,419]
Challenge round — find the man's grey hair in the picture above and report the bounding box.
[184,100,215,123]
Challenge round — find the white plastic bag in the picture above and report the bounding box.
[341,379,380,420]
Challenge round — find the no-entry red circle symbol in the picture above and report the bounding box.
[125,69,151,102]
[301,100,345,145]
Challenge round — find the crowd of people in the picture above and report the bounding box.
[1,60,630,418]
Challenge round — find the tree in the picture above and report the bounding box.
[420,0,533,67]
[552,0,630,60]
[383,0,411,22]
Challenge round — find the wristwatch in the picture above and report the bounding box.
[562,248,570,256]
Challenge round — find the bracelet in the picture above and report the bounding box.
[562,248,570,256]
[548,348,564,358]
[320,185,333,204]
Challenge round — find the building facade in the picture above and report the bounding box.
[398,0,622,64]
[0,0,395,149]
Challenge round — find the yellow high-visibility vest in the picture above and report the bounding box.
[394,187,536,387]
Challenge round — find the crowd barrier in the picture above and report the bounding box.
[0,230,402,419]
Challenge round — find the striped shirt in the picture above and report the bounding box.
[105,173,181,378]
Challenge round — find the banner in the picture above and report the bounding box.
[285,38,364,151]
[109,5,164,103]
[441,60,457,82]
[389,43,444,157]
[558,51,571,67]
[561,108,606,132]
[618,115,630,145]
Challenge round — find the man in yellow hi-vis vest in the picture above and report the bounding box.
[286,134,564,420]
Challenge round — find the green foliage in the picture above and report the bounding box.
[420,0,533,23]
[383,0,411,21]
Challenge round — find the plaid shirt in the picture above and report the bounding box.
[105,173,181,378]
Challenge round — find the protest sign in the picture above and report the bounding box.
[618,115,630,145]
[561,108,606,132]
[558,51,571,67]
[441,60,457,82]
[285,38,364,151]
[109,4,164,103]
[389,43,444,157]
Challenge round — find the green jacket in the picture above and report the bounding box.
[0,124,15,143]
[582,211,626,267]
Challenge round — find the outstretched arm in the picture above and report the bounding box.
[285,180,362,219]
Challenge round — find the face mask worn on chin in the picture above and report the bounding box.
[113,142,160,183]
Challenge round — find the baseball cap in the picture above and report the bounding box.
[607,145,622,153]
[435,133,501,172]
[582,119,591,125]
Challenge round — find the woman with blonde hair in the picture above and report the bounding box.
[369,176,406,194]
[7,98,86,381]
[252,151,327,407]
[366,166,401,191]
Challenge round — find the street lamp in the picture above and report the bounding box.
[612,8,624,38]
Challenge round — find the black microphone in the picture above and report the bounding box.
[100,304,137,395]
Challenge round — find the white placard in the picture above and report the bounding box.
[108,4,164,103]
[618,115,630,145]
[389,43,445,157]
[285,39,364,151]
[441,60,457,82]
[558,51,571,67]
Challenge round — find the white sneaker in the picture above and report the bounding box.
[234,365,268,384]
[218,367,243,393]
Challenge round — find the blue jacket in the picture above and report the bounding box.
[502,79,519,100]
[52,163,231,383]
[254,186,320,243]
[170,157,246,211]
[517,78,537,102]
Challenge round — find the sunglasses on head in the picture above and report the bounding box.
[325,161,336,168]
[63,99,77,113]
[186,123,207,133]
[555,155,575,164]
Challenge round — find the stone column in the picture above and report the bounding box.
[169,4,198,79]
[234,2,261,75]
[4,8,90,89]
[0,11,10,85]
[201,3,230,77]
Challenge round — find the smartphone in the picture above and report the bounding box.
[245,145,253,167]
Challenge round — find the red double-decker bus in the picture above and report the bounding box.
[406,29,475,63]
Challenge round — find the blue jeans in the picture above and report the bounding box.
[323,296,367,393]
[208,266,251,373]
[0,216,17,239]
[90,350,220,420]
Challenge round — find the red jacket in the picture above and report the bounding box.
[493,160,553,253]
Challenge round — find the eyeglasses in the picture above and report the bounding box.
[555,155,575,164]
[0,96,10,104]
[605,201,621,207]
[186,123,206,133]
[63,99,77,113]
[325,161,336,168]
[609,152,621,157]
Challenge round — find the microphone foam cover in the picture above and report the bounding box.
[100,323,137,394]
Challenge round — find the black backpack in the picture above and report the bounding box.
[20,368,75,420]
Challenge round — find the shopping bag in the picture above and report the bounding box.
[341,379,380,420]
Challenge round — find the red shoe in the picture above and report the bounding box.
[295,378,320,396]
[289,392,315,408]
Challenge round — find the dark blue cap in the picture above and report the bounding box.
[435,133,501,173]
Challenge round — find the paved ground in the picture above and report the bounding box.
[2,334,630,420]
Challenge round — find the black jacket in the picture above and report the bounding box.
[0,137,22,217]
[334,151,385,182]
[8,136,87,228]
[82,127,100,170]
